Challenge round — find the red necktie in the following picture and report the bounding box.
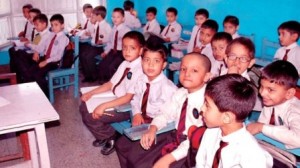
[83,19,89,29]
[141,83,152,123]
[23,21,28,37]
[146,24,150,31]
[199,46,206,54]
[269,108,275,125]
[112,68,130,95]
[177,98,188,136]
[95,25,99,44]
[31,28,35,41]
[218,64,223,76]
[45,34,57,59]
[193,28,201,48]
[212,141,228,168]
[164,25,171,36]
[113,30,119,51]
[282,49,290,61]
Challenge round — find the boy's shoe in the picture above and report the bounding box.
[101,139,115,155]
[92,139,107,147]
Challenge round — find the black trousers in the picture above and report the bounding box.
[9,47,17,73]
[79,43,104,80]
[98,50,124,82]
[79,102,130,140]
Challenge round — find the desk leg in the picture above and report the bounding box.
[35,123,51,168]
[28,130,39,168]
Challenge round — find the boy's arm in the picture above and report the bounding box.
[103,31,113,54]
[170,139,190,161]
[169,24,182,42]
[153,154,176,168]
[81,82,113,102]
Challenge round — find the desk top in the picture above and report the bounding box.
[0,82,59,132]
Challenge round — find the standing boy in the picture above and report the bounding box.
[223,15,240,39]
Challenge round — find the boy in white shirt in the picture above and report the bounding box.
[143,7,161,35]
[123,0,141,29]
[18,4,33,40]
[196,74,273,168]
[161,7,182,43]
[247,60,300,149]
[273,20,300,74]
[70,3,94,36]
[223,15,240,39]
[115,43,177,168]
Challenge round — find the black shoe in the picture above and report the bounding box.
[101,139,115,155]
[92,139,107,147]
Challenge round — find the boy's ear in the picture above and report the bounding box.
[285,87,296,100]
[236,25,240,30]
[204,72,211,83]
[291,33,298,41]
[138,47,144,56]
[162,61,167,70]
[248,58,255,68]
[222,112,234,124]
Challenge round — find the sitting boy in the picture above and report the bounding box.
[143,7,161,35]
[196,74,273,167]
[223,15,240,39]
[123,0,141,29]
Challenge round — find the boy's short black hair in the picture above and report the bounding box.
[33,14,48,26]
[50,14,64,24]
[123,0,134,11]
[205,74,257,121]
[123,31,146,47]
[185,52,211,72]
[261,60,299,89]
[143,42,168,61]
[146,7,157,15]
[201,19,219,32]
[29,8,41,15]
[93,6,106,19]
[211,32,233,44]
[278,20,300,41]
[223,15,239,26]
[166,7,178,16]
[226,37,255,59]
[195,8,209,18]
[113,8,125,17]
[23,4,33,10]
[82,3,93,11]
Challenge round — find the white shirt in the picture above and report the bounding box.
[161,21,182,42]
[211,60,226,78]
[196,43,214,65]
[151,86,206,160]
[24,21,34,41]
[45,31,69,63]
[80,17,94,31]
[131,72,177,117]
[91,20,112,45]
[124,11,141,29]
[258,97,300,149]
[110,57,144,97]
[187,25,201,53]
[195,126,273,168]
[104,23,131,54]
[232,32,240,39]
[28,28,52,54]
[274,42,300,74]
[143,19,161,35]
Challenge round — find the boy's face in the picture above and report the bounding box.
[212,40,228,61]
[122,37,143,62]
[90,13,97,24]
[224,22,238,36]
[259,79,294,107]
[166,12,176,23]
[112,11,124,26]
[146,12,155,21]
[179,54,210,93]
[201,95,224,128]
[199,28,215,45]
[142,51,167,81]
[84,8,93,18]
[278,28,298,46]
[195,15,207,26]
[22,8,30,20]
[34,20,47,32]
[29,12,38,24]
[224,43,255,74]
[51,20,64,33]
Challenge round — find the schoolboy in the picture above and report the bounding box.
[195,74,273,168]
[210,32,232,77]
[187,8,209,53]
[98,8,131,83]
[80,31,145,155]
[123,0,141,29]
[274,20,300,74]
[115,43,178,167]
[160,7,182,42]
[143,7,161,35]
[18,4,33,39]
[21,14,69,96]
[247,60,300,149]
[79,6,112,82]
[132,53,211,168]
[71,3,93,35]
[223,15,240,39]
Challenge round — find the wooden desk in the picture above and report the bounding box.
[0,82,59,168]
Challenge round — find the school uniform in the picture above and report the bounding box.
[258,97,300,149]
[161,21,182,42]
[195,126,273,168]
[187,25,201,53]
[22,20,35,40]
[80,57,144,141]
[126,86,206,168]
[232,32,240,39]
[80,17,94,31]
[98,23,131,82]
[79,20,112,81]
[274,42,300,74]
[115,73,178,168]
[210,60,226,78]
[124,11,141,29]
[143,18,161,35]
[196,43,215,66]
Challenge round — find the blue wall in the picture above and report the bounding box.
[106,0,300,59]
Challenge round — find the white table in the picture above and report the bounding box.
[0,82,59,168]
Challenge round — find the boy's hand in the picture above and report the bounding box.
[96,40,103,45]
[19,37,29,42]
[81,92,93,102]
[140,126,157,150]
[92,104,106,119]
[132,113,144,126]
[85,31,91,36]
[32,53,39,62]
[101,52,107,58]
[153,154,175,168]
[18,31,25,37]
[24,41,31,48]
[163,37,170,42]
[227,65,239,74]
[193,47,201,53]
[39,60,47,68]
[246,122,264,135]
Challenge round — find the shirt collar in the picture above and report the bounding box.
[114,23,125,30]
[241,71,250,81]
[271,96,296,112]
[40,28,49,35]
[141,72,165,84]
[286,42,298,50]
[168,21,177,26]
[55,31,65,37]
[221,125,246,143]
[126,56,142,69]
